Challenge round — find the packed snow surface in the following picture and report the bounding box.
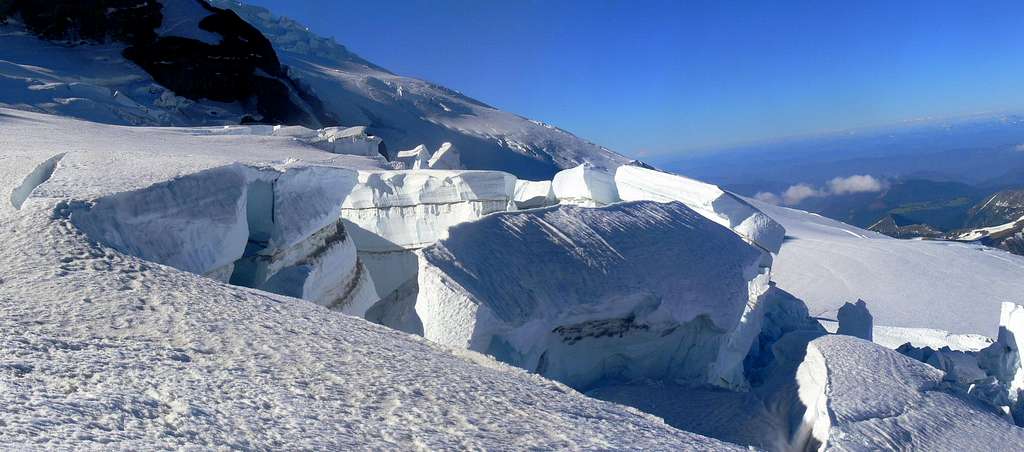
[514,179,557,209]
[751,199,1024,336]
[0,108,741,449]
[796,335,1024,450]
[417,201,771,389]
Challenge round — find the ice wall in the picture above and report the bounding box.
[69,163,379,316]
[339,170,517,332]
[615,165,785,254]
[416,201,771,390]
[551,163,620,207]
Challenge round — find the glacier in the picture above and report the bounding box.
[0,107,745,449]
[1,0,1023,448]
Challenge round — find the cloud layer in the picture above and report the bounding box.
[754,175,888,206]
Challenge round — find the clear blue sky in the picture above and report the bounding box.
[245,0,1024,158]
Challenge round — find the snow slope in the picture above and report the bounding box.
[211,1,630,179]
[750,198,1024,337]
[0,108,739,449]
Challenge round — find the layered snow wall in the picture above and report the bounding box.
[69,163,379,316]
[551,163,620,207]
[339,170,517,332]
[615,165,786,254]
[513,179,557,209]
[416,201,772,390]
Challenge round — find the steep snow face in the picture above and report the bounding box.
[1,1,629,179]
[514,179,557,209]
[417,201,771,390]
[616,165,785,254]
[1,108,383,315]
[0,130,741,449]
[795,335,1024,450]
[210,1,630,180]
[974,302,1024,425]
[750,198,1024,337]
[552,163,620,207]
[339,170,517,332]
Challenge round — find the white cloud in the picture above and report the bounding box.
[782,183,825,205]
[826,175,888,195]
[756,174,889,206]
[753,191,781,205]
[1014,143,1024,152]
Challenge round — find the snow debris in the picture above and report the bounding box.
[427,142,462,170]
[316,126,384,157]
[395,144,431,169]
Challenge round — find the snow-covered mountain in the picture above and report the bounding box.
[0,0,627,179]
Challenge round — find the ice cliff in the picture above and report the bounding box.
[416,201,772,390]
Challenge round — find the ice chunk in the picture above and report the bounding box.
[67,161,378,315]
[513,179,557,209]
[615,165,785,253]
[255,221,378,316]
[339,170,517,331]
[552,163,620,207]
[977,302,1024,424]
[836,299,873,341]
[416,201,771,390]
[70,165,251,277]
[427,142,462,170]
[317,126,383,157]
[396,145,431,169]
[339,170,517,250]
[795,335,1024,450]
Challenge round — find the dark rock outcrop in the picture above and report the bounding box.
[2,0,335,128]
